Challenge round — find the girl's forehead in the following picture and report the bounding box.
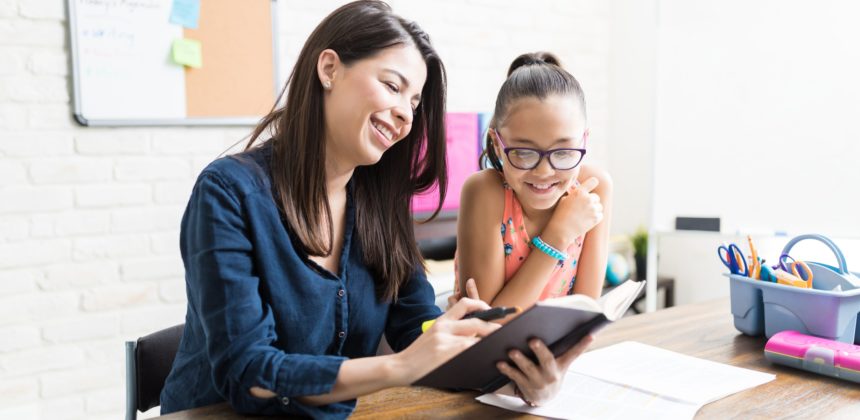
[502,96,586,141]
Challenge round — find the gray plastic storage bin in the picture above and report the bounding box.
[728,234,860,344]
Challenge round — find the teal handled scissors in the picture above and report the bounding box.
[718,243,749,276]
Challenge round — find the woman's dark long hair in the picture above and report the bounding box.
[244,1,447,301]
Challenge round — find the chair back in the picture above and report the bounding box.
[418,236,456,261]
[125,324,184,420]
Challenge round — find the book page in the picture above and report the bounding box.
[538,279,643,319]
[569,341,775,405]
[597,280,645,320]
[477,371,702,420]
[538,293,602,312]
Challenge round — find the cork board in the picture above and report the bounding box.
[183,0,275,118]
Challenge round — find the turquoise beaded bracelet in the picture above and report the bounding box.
[531,236,569,261]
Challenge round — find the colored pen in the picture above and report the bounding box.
[463,306,521,321]
[421,306,522,333]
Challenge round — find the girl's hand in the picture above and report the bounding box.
[394,297,499,384]
[446,277,480,310]
[496,334,594,406]
[544,177,603,249]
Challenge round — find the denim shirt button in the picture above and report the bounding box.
[337,289,345,297]
[280,396,290,406]
[338,331,345,338]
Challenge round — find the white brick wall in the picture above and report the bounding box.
[0,1,611,419]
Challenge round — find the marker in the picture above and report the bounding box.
[421,306,522,333]
[463,306,521,321]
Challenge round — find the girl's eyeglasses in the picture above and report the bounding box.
[493,129,586,171]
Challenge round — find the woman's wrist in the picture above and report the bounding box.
[384,352,415,386]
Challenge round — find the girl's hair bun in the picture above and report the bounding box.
[507,52,562,77]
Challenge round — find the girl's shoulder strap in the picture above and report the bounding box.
[502,181,523,229]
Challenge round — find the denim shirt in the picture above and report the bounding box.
[160,143,442,418]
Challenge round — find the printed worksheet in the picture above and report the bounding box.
[477,371,701,420]
[478,341,774,419]
[568,341,775,405]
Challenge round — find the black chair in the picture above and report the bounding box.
[125,324,185,420]
[417,236,457,261]
[414,211,457,261]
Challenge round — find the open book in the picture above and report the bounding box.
[413,279,646,393]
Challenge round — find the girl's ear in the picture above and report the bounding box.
[582,128,590,148]
[490,129,503,156]
[317,49,340,90]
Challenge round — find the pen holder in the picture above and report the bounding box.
[728,234,860,344]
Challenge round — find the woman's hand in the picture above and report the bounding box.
[496,334,594,406]
[543,177,603,249]
[394,296,499,384]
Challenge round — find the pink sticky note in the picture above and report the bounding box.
[412,113,480,213]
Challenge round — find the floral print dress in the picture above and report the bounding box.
[455,182,584,301]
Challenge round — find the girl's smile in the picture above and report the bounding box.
[524,180,561,195]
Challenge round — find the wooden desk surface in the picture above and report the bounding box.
[156,299,860,419]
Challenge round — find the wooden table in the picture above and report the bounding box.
[156,299,860,419]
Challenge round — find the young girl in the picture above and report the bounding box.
[160,3,592,417]
[456,52,612,311]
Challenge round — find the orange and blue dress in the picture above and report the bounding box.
[455,183,584,301]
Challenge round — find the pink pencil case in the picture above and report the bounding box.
[764,330,860,383]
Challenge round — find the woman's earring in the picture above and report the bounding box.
[323,80,332,90]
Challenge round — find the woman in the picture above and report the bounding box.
[160,2,591,418]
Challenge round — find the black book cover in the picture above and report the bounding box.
[413,280,645,393]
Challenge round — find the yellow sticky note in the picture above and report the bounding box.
[172,38,202,69]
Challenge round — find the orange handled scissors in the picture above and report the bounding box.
[774,254,814,289]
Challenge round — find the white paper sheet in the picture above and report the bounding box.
[568,341,775,405]
[478,341,774,419]
[477,371,701,420]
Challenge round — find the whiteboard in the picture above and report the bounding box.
[653,0,860,238]
[68,0,279,126]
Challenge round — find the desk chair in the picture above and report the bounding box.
[417,236,457,261]
[125,324,184,420]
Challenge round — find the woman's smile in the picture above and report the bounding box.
[370,116,396,148]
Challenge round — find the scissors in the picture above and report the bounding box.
[718,243,749,276]
[773,254,814,289]
[747,236,761,279]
